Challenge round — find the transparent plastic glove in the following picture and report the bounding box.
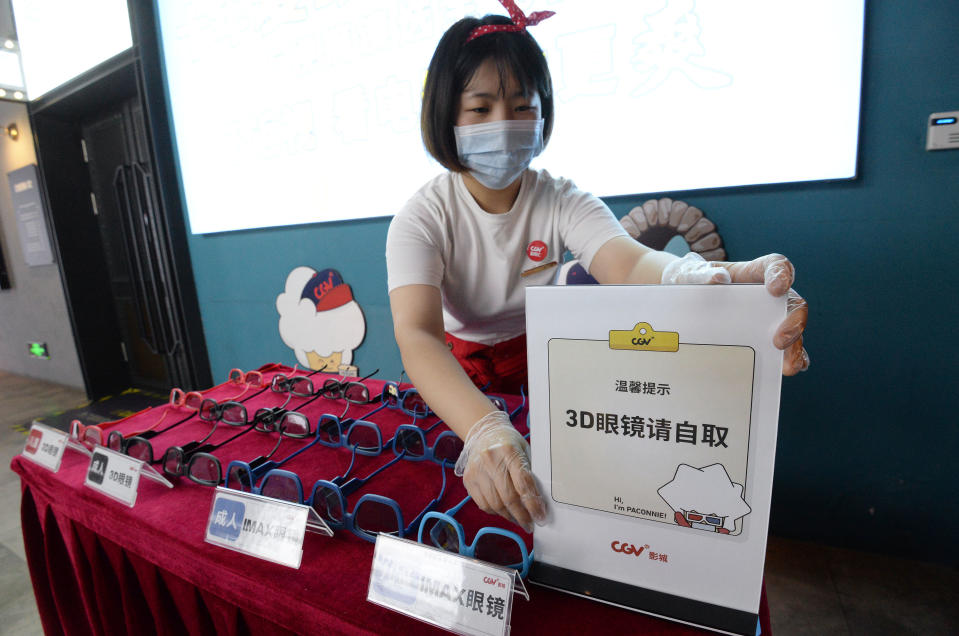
[454,410,547,532]
[662,252,810,375]
[660,252,731,285]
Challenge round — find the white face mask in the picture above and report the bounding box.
[454,119,544,190]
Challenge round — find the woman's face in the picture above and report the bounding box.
[456,58,541,127]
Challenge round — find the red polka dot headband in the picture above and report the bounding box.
[466,0,556,43]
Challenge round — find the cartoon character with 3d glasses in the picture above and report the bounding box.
[658,463,751,535]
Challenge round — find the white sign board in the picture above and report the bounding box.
[8,165,55,267]
[204,487,314,569]
[368,534,524,636]
[84,446,144,507]
[20,423,68,472]
[526,284,783,636]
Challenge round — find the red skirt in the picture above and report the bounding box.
[445,332,528,395]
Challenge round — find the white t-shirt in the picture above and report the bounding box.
[386,169,627,345]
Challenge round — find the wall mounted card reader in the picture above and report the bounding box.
[926,111,959,150]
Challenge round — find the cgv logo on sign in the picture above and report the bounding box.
[611,541,648,557]
[25,430,42,454]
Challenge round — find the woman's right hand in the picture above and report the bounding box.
[455,410,547,532]
[389,284,547,530]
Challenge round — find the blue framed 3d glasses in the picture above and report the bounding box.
[238,449,404,504]
[487,385,526,422]
[226,467,309,501]
[225,451,448,544]
[395,388,431,418]
[310,460,450,543]
[391,426,463,465]
[418,494,532,578]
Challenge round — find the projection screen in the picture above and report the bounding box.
[154,1,866,234]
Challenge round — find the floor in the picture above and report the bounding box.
[1,371,957,635]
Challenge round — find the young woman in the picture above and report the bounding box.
[386,3,809,533]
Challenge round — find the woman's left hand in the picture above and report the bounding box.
[662,253,809,375]
[725,254,809,375]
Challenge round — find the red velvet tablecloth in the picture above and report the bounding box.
[11,364,770,635]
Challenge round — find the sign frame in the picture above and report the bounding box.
[83,445,173,506]
[367,534,527,636]
[204,487,332,569]
[20,422,68,471]
[525,284,784,636]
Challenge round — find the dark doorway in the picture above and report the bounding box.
[81,99,169,390]
[30,50,211,399]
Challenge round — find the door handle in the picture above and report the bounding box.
[113,165,161,355]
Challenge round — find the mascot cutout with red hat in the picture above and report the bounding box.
[276,267,366,373]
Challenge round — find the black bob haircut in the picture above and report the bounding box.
[421,14,554,173]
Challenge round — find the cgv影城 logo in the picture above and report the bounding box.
[610,540,648,557]
[526,240,548,262]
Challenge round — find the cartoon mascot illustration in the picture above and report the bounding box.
[277,267,366,372]
[658,463,751,535]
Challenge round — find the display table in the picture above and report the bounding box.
[12,365,770,635]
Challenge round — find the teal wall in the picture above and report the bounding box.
[185,216,397,378]
[182,2,959,563]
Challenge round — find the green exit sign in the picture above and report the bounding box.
[28,342,49,359]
